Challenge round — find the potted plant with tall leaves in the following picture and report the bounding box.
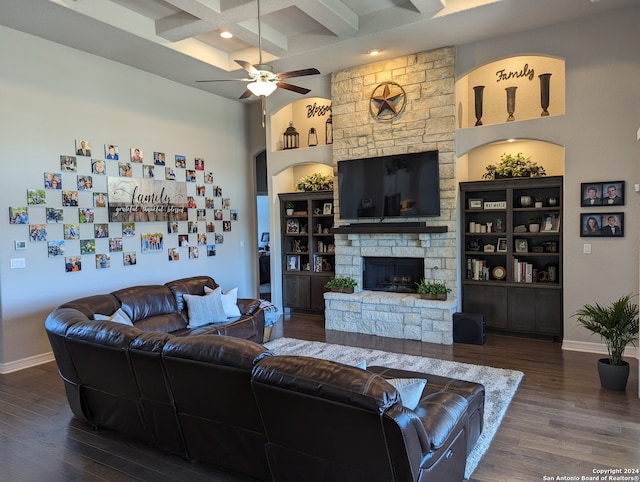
[573,294,639,391]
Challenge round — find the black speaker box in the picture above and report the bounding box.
[453,312,485,345]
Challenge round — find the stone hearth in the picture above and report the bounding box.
[325,290,456,344]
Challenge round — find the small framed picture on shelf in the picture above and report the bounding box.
[286,255,300,271]
[542,212,561,232]
[515,238,528,253]
[286,219,299,234]
[323,202,333,215]
[468,198,483,210]
[496,238,508,252]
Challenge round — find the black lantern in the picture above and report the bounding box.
[308,127,318,147]
[283,121,299,150]
[325,114,333,144]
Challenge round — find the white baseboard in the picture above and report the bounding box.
[0,351,55,374]
[562,339,639,359]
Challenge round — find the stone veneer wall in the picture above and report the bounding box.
[326,46,458,344]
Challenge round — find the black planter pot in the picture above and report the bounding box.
[597,358,630,391]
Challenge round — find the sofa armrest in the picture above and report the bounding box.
[238,298,260,315]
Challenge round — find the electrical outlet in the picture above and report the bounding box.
[583,243,591,254]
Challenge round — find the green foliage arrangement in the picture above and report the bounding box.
[482,152,546,180]
[415,279,451,295]
[285,201,294,209]
[295,172,333,192]
[573,294,639,366]
[325,276,357,290]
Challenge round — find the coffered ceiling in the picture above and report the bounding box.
[2,0,637,101]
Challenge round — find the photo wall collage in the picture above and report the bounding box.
[9,139,239,272]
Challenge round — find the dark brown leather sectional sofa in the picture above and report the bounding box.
[45,275,485,481]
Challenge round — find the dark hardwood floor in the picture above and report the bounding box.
[1,313,638,481]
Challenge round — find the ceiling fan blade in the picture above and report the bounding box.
[196,78,251,83]
[239,89,253,100]
[277,68,320,79]
[277,82,311,95]
[235,59,259,76]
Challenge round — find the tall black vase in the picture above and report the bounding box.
[473,85,485,126]
[539,73,552,117]
[505,86,517,121]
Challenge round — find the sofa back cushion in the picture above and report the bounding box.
[162,335,272,480]
[112,284,186,332]
[251,355,406,482]
[165,275,218,322]
[59,294,121,319]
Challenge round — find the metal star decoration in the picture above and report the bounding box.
[370,81,406,120]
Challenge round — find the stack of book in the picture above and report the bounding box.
[512,258,534,283]
[466,257,489,280]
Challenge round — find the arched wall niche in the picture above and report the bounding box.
[458,139,565,183]
[456,55,565,129]
[270,96,332,152]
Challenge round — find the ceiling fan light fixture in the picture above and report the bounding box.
[247,80,277,97]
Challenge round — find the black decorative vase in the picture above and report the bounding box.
[505,86,517,121]
[539,73,552,117]
[597,358,630,391]
[473,85,485,126]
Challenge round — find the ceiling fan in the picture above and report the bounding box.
[196,0,320,100]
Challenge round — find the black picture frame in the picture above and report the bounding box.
[580,181,625,207]
[581,212,624,237]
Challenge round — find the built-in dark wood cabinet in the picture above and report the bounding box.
[279,191,334,313]
[459,176,563,339]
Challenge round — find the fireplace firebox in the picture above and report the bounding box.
[362,257,424,293]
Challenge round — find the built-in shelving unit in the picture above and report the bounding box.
[279,191,334,313]
[459,176,563,339]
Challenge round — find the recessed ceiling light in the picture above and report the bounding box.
[368,49,382,56]
[507,138,516,142]
[220,31,233,39]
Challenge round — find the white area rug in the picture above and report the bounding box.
[264,337,524,479]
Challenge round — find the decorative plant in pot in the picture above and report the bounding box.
[285,201,294,216]
[295,172,333,192]
[416,279,451,301]
[528,217,542,233]
[573,294,639,391]
[325,276,357,294]
[482,152,546,180]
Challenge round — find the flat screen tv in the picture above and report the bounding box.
[337,150,440,219]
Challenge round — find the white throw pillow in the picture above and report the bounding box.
[207,286,241,317]
[94,308,134,326]
[388,378,427,410]
[184,287,227,327]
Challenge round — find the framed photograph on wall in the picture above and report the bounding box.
[600,213,624,237]
[581,213,624,237]
[581,181,624,207]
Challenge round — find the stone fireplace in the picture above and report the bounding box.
[325,46,457,344]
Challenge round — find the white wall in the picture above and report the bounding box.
[456,6,640,350]
[0,26,255,371]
